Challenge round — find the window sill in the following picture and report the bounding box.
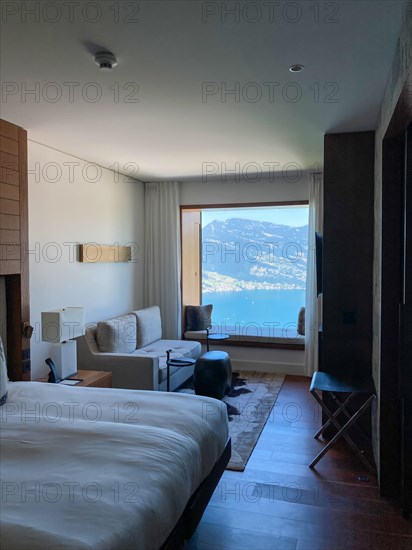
[183,329,305,350]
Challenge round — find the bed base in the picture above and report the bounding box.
[160,438,231,549]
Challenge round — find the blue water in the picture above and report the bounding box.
[202,289,305,332]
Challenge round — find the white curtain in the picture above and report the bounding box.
[305,173,324,377]
[144,181,181,339]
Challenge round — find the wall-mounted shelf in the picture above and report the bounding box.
[78,244,131,263]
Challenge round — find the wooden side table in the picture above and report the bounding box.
[35,370,112,388]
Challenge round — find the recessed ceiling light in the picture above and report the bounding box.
[289,64,304,73]
[95,51,118,71]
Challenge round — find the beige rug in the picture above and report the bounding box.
[224,371,285,471]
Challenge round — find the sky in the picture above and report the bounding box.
[202,206,309,228]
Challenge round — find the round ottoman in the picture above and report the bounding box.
[194,350,232,400]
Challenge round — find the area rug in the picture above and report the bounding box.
[224,371,285,471]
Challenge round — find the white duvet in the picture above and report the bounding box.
[0,382,229,550]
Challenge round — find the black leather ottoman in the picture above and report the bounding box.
[194,350,232,400]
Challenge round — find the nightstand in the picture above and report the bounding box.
[35,370,112,388]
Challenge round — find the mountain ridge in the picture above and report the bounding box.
[202,218,308,293]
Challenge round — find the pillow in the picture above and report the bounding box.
[0,336,8,406]
[297,306,305,336]
[96,314,137,354]
[133,306,162,349]
[185,304,213,331]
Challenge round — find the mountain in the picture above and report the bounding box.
[202,218,308,292]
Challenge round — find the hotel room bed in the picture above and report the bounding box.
[0,382,230,550]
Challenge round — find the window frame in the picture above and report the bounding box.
[180,200,309,349]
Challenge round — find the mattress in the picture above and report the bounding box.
[0,382,229,550]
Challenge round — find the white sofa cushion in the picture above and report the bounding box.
[96,314,137,354]
[131,339,201,383]
[133,306,162,349]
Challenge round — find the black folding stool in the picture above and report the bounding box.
[309,371,376,471]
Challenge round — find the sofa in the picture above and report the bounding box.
[77,306,201,391]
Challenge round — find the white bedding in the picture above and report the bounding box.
[0,382,229,550]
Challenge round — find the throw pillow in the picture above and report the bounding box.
[0,336,8,406]
[96,314,137,354]
[185,304,213,331]
[133,306,162,349]
[297,306,305,336]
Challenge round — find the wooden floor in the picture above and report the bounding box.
[185,375,412,550]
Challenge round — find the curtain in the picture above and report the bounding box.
[305,172,324,376]
[144,181,181,339]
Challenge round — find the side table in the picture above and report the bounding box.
[165,350,196,392]
[206,328,230,352]
[35,370,112,388]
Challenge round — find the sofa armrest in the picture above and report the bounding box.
[77,335,159,390]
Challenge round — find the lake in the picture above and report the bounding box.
[202,289,305,333]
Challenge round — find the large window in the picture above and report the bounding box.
[181,203,308,337]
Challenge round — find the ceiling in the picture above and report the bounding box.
[0,1,404,181]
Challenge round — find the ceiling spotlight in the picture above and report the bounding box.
[289,64,304,73]
[95,51,117,71]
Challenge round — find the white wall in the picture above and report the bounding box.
[180,174,310,375]
[28,141,144,379]
[180,174,310,205]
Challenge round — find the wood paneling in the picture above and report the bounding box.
[322,132,375,377]
[0,167,19,186]
[0,136,19,156]
[322,132,375,443]
[0,244,20,261]
[0,151,19,172]
[0,120,19,141]
[0,230,20,245]
[0,199,19,216]
[379,135,403,498]
[0,182,19,200]
[181,209,201,308]
[0,261,20,275]
[18,126,30,379]
[379,75,412,510]
[0,120,30,380]
[0,214,19,231]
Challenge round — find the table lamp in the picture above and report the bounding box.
[41,307,85,379]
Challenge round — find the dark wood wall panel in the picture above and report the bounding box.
[0,229,20,244]
[0,199,19,216]
[18,126,30,379]
[0,119,30,380]
[379,135,403,498]
[0,120,19,140]
[0,183,19,201]
[0,151,19,172]
[0,167,20,186]
[0,214,19,231]
[0,244,20,260]
[322,132,375,377]
[0,136,19,156]
[0,261,20,276]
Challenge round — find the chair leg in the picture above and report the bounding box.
[310,395,375,470]
[332,393,371,442]
[313,392,356,439]
[311,390,374,471]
